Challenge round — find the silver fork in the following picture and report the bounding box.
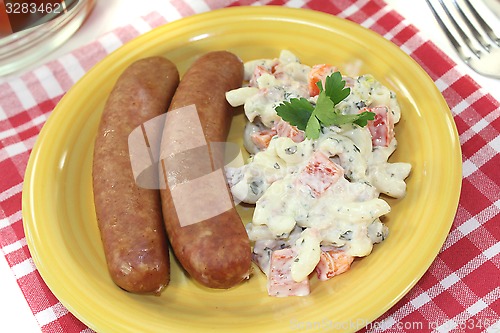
[425,0,500,79]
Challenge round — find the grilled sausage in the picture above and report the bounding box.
[159,51,252,289]
[93,57,179,294]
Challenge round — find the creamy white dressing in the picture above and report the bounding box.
[225,50,411,294]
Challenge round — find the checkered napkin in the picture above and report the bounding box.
[1,0,499,332]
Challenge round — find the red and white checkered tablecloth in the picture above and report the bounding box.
[1,0,499,332]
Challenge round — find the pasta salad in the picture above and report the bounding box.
[225,50,411,297]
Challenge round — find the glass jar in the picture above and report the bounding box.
[0,0,96,76]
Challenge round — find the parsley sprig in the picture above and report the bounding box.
[275,72,375,139]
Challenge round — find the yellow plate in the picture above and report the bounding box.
[22,6,462,333]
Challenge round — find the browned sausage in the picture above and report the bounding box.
[159,51,252,289]
[93,57,179,294]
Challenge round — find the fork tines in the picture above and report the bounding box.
[426,0,500,62]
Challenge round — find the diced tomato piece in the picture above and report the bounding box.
[250,129,277,150]
[249,60,280,87]
[365,106,394,147]
[270,63,279,74]
[307,64,337,97]
[315,249,354,281]
[298,152,344,197]
[273,119,305,143]
[249,65,271,87]
[267,248,310,297]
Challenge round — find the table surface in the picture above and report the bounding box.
[0,0,499,332]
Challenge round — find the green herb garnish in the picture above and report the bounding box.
[275,72,375,139]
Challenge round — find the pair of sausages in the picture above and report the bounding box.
[92,52,251,294]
